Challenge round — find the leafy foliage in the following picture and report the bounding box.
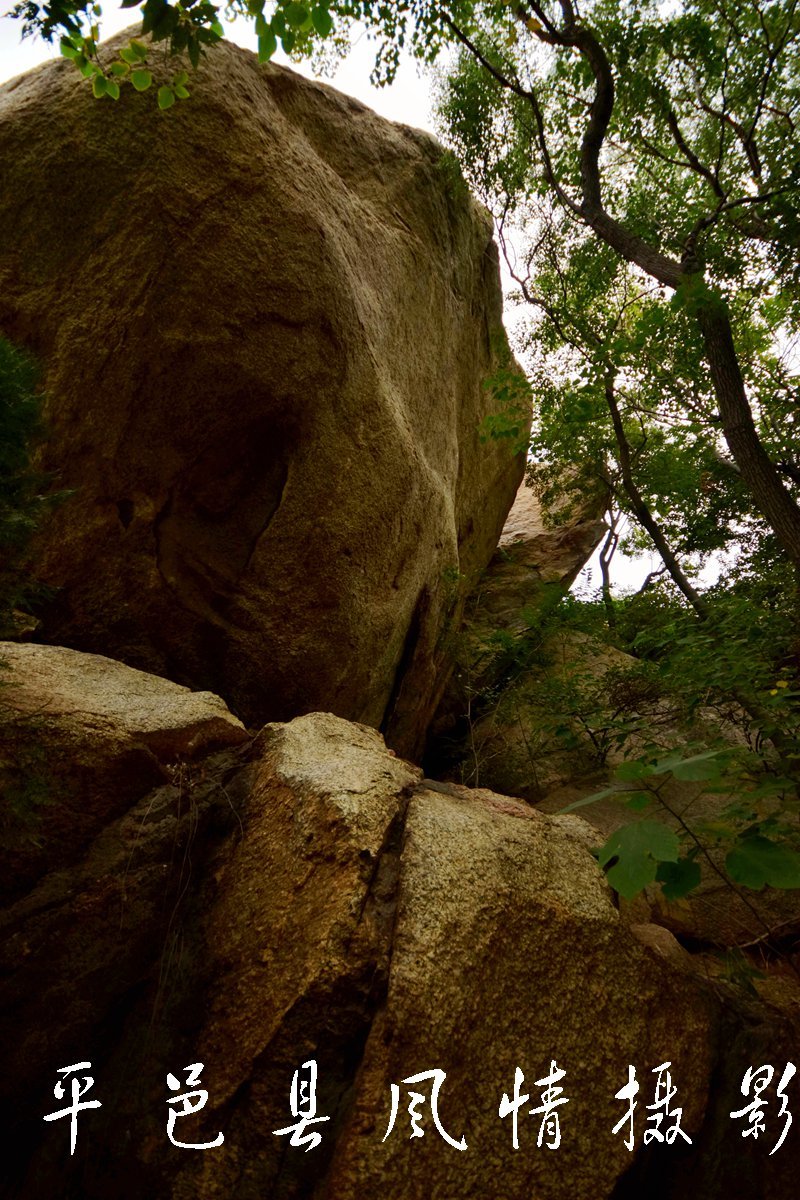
[598,819,680,900]
[480,335,533,452]
[453,582,800,905]
[12,0,339,99]
[561,736,800,902]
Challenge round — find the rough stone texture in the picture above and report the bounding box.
[446,630,643,799]
[320,781,716,1200]
[0,640,246,901]
[0,31,524,758]
[483,474,608,622]
[426,477,606,779]
[4,691,797,1200]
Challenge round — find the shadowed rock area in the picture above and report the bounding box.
[0,32,524,759]
[0,640,247,904]
[425,475,607,781]
[1,648,797,1199]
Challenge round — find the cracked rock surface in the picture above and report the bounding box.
[0,32,524,759]
[3,691,798,1199]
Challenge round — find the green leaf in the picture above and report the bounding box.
[598,821,680,900]
[131,40,149,59]
[157,85,176,110]
[92,73,108,98]
[657,857,702,900]
[726,836,800,890]
[281,30,296,53]
[131,69,153,91]
[143,0,175,38]
[258,29,277,61]
[285,2,309,27]
[174,84,190,100]
[311,5,333,36]
[110,62,130,76]
[652,748,714,777]
[625,792,652,812]
[615,759,653,783]
[105,78,120,100]
[606,853,658,899]
[672,752,726,782]
[120,0,142,7]
[173,71,188,87]
[60,38,80,60]
[554,786,618,814]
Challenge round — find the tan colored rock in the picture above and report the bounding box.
[0,32,524,759]
[3,700,798,1199]
[321,781,716,1200]
[0,640,246,900]
[492,474,608,605]
[454,630,649,799]
[168,715,739,1200]
[427,478,605,776]
[0,641,245,750]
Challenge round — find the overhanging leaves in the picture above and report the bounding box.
[598,820,680,899]
[726,836,800,890]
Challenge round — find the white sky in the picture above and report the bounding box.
[0,7,663,595]
[0,9,436,128]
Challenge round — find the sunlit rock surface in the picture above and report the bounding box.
[0,31,524,759]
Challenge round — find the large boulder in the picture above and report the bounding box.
[2,660,797,1199]
[478,473,608,625]
[0,32,524,758]
[0,640,247,902]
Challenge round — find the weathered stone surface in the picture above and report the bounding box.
[0,32,524,758]
[5,694,796,1200]
[321,779,717,1200]
[481,474,608,623]
[447,630,643,799]
[426,477,607,782]
[0,640,246,900]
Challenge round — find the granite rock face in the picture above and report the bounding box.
[0,32,524,757]
[0,639,246,902]
[426,476,606,781]
[481,474,608,624]
[3,668,796,1200]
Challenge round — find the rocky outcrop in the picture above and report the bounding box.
[0,639,246,903]
[426,476,606,779]
[476,473,607,626]
[2,648,797,1199]
[0,32,524,758]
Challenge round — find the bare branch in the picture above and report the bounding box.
[664,107,727,199]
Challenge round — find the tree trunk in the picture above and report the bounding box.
[696,302,800,571]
